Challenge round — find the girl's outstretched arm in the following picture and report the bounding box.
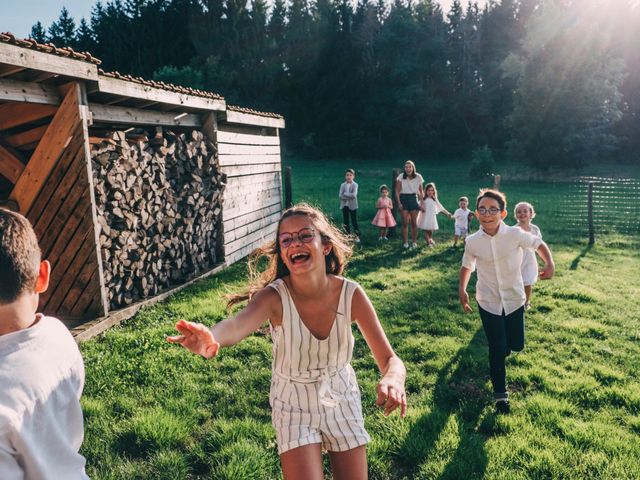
[167,287,281,358]
[352,285,407,417]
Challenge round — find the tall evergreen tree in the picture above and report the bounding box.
[47,7,77,47]
[30,21,47,43]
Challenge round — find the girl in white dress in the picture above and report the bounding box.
[168,203,406,480]
[417,183,452,246]
[514,201,542,309]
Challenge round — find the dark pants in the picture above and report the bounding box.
[342,207,360,236]
[478,305,525,400]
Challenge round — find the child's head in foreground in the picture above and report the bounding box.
[475,189,508,223]
[0,209,48,317]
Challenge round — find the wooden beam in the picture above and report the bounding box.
[0,64,26,78]
[4,124,48,148]
[218,143,281,156]
[0,78,61,105]
[89,103,202,127]
[97,74,226,112]
[223,110,285,129]
[0,42,99,81]
[201,112,218,143]
[10,84,81,214]
[0,103,57,131]
[0,143,25,183]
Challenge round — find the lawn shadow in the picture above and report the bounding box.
[396,328,493,479]
[569,244,593,270]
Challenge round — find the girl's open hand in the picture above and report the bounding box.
[167,319,220,359]
[376,376,407,417]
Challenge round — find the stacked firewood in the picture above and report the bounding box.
[91,128,225,309]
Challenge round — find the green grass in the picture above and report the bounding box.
[80,157,640,479]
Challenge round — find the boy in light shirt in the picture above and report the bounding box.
[452,196,473,247]
[458,189,555,414]
[0,209,89,480]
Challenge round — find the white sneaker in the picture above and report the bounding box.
[412,242,418,249]
[378,236,384,241]
[354,236,361,243]
[403,242,409,249]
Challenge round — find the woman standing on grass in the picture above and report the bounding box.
[395,160,424,249]
[168,203,407,480]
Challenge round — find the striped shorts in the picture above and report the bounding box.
[270,366,371,455]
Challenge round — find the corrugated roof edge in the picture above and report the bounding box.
[0,32,101,64]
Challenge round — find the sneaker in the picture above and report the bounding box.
[383,237,388,241]
[412,242,418,249]
[378,236,384,241]
[354,236,361,243]
[428,242,434,248]
[495,400,511,415]
[403,242,409,249]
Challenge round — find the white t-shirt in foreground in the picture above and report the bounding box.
[461,222,542,315]
[0,315,88,480]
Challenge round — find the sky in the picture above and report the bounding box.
[0,0,487,39]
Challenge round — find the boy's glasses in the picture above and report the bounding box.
[477,207,501,216]
[279,228,316,248]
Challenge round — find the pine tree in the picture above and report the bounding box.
[47,7,77,47]
[30,21,47,43]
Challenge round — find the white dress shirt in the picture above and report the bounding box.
[0,315,88,480]
[462,222,543,315]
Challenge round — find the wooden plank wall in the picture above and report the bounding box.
[217,128,282,265]
[3,83,107,323]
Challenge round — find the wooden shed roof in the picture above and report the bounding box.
[0,33,284,127]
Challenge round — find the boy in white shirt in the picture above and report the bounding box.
[0,209,89,480]
[452,196,473,247]
[458,190,555,414]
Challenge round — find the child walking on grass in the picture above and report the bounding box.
[416,182,452,247]
[452,196,473,247]
[168,203,406,480]
[0,209,88,480]
[339,168,361,243]
[371,184,396,240]
[514,201,543,309]
[459,190,555,414]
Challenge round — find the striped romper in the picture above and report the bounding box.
[268,277,371,455]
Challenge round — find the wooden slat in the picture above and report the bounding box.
[223,194,282,222]
[69,271,101,318]
[222,202,282,232]
[27,125,84,227]
[0,78,61,105]
[97,75,226,112]
[10,84,81,214]
[219,154,281,167]
[0,42,99,81]
[220,162,281,178]
[223,185,281,207]
[223,110,285,129]
[62,254,98,316]
[225,171,280,188]
[4,124,49,149]
[225,180,281,201]
[89,103,202,127]
[0,64,26,77]
[0,143,25,183]
[41,221,93,312]
[224,211,281,243]
[216,130,280,146]
[0,103,57,131]
[224,222,278,256]
[79,97,109,317]
[217,143,281,156]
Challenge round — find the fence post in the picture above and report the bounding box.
[588,181,595,245]
[284,166,292,209]
[389,168,400,237]
[493,174,501,191]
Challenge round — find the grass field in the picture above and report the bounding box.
[80,157,640,479]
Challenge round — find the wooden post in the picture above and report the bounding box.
[284,166,292,208]
[389,168,400,237]
[588,181,595,245]
[493,174,501,191]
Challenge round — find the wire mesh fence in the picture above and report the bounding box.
[556,176,640,238]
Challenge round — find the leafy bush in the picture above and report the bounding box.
[469,145,496,179]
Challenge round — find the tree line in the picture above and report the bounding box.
[30,0,640,168]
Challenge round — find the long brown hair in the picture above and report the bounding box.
[227,203,352,308]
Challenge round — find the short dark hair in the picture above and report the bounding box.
[0,209,41,304]
[345,168,355,175]
[476,188,507,211]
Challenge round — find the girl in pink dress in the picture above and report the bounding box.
[371,185,397,240]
